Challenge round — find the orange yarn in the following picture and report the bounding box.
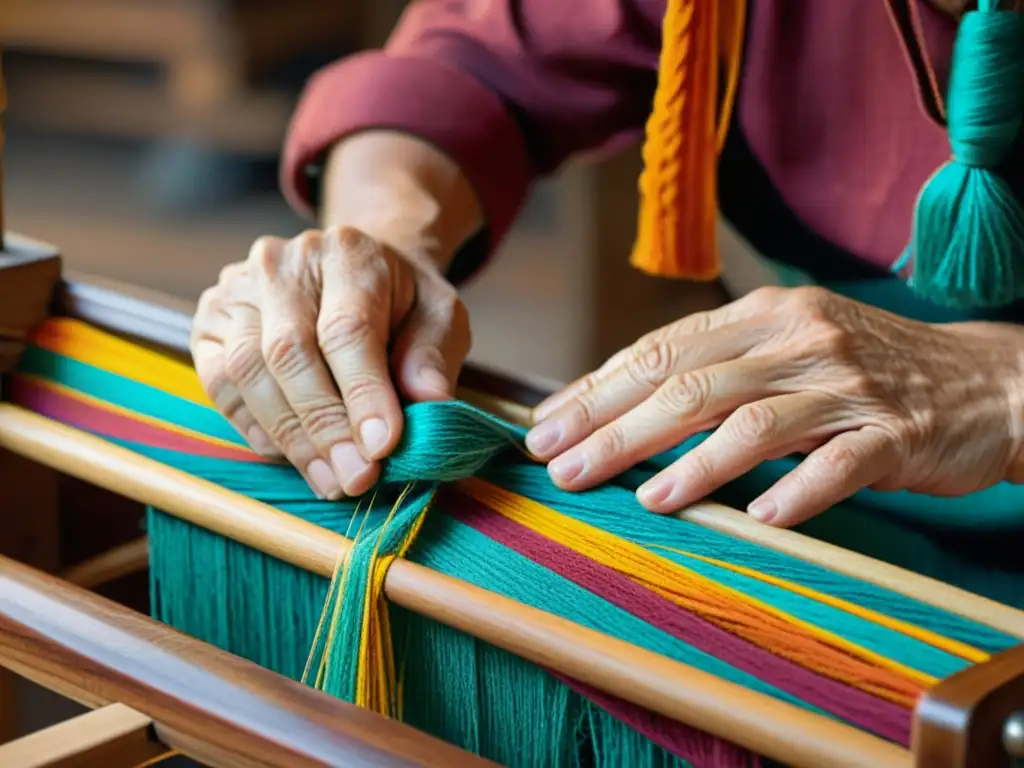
[631,0,746,280]
[458,478,929,709]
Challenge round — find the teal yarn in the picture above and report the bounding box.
[908,1,1024,308]
[18,336,1024,765]
[381,400,526,483]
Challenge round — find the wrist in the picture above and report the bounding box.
[320,131,482,275]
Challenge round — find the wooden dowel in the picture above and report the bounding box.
[62,536,150,590]
[0,704,164,768]
[0,404,911,768]
[0,552,492,768]
[54,276,1024,629]
[676,503,1024,639]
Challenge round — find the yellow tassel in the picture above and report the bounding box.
[631,0,747,280]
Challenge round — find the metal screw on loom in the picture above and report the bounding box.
[1005,711,1024,758]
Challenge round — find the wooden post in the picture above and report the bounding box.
[0,45,63,745]
[0,43,63,374]
[1,44,6,249]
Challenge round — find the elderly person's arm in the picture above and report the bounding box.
[190,1,660,499]
[527,286,1024,527]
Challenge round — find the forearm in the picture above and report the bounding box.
[321,131,482,274]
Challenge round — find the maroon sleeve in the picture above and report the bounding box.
[281,0,659,255]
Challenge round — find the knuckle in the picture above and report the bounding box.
[822,441,863,479]
[197,286,221,312]
[340,375,386,410]
[263,324,317,378]
[218,261,247,286]
[298,399,349,442]
[593,424,628,460]
[683,310,713,335]
[332,225,373,253]
[569,385,602,433]
[328,226,386,274]
[224,336,266,388]
[293,228,324,256]
[265,413,308,455]
[728,403,779,447]
[317,310,375,357]
[630,340,677,384]
[247,236,281,268]
[683,450,717,491]
[656,373,711,418]
[790,285,830,310]
[746,285,786,308]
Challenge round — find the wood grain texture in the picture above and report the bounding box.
[0,405,911,768]
[13,276,1015,766]
[0,703,163,768]
[912,644,1024,768]
[0,553,493,768]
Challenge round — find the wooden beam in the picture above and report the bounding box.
[0,406,912,768]
[0,554,493,768]
[0,703,164,768]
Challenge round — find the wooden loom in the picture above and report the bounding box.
[2,52,1024,768]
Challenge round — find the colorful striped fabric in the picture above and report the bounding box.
[6,317,1021,768]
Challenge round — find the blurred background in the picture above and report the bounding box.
[1,0,722,383]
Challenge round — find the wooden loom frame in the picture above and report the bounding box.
[0,270,1023,768]
[2,52,1024,768]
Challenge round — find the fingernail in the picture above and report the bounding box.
[418,367,450,395]
[549,453,585,485]
[525,420,564,457]
[247,425,274,454]
[359,418,390,458]
[748,499,777,524]
[637,477,678,509]
[307,459,342,500]
[331,442,371,493]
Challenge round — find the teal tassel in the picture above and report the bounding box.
[908,1,1024,309]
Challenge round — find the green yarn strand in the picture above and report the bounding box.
[909,4,1024,309]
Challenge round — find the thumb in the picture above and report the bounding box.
[391,282,471,402]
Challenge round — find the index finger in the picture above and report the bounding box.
[318,228,408,463]
[533,299,764,421]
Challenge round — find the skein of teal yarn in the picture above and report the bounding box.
[908,1,1024,309]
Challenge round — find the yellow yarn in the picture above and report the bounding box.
[632,0,747,280]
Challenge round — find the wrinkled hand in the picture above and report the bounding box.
[190,226,470,499]
[526,286,1024,527]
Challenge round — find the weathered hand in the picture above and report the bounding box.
[526,286,1024,527]
[190,226,470,500]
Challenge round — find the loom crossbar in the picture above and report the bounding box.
[0,553,490,767]
[2,271,1024,764]
[0,402,914,768]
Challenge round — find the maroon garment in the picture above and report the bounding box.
[281,1,971,272]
